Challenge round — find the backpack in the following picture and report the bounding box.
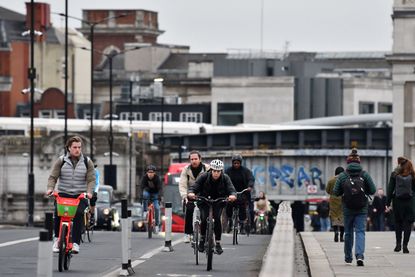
[395,174,413,200]
[342,171,367,210]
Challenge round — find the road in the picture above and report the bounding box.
[0,226,270,276]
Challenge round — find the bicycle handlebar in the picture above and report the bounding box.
[195,196,228,205]
[236,188,250,195]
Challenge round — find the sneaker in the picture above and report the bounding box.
[356,259,364,266]
[52,237,59,253]
[198,239,205,253]
[345,259,352,265]
[215,242,223,255]
[183,234,191,243]
[72,243,79,254]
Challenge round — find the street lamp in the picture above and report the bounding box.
[55,12,128,161]
[81,46,139,189]
[128,75,139,202]
[23,0,43,227]
[153,78,164,176]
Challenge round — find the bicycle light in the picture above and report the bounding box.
[103,208,110,215]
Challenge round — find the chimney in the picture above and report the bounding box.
[25,2,51,41]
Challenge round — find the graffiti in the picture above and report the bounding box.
[252,164,326,192]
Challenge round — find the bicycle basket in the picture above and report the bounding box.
[56,197,80,217]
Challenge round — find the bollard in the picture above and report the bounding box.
[162,202,174,252]
[37,230,52,277]
[119,198,131,276]
[127,209,134,274]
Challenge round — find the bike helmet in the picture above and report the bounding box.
[146,165,157,172]
[231,154,243,163]
[210,159,224,171]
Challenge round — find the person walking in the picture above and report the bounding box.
[386,156,415,253]
[334,148,376,266]
[371,188,387,231]
[326,166,345,241]
[317,198,330,231]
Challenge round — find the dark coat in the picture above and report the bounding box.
[141,174,162,194]
[188,172,236,199]
[386,169,415,223]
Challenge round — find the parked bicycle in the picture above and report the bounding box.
[52,192,86,272]
[195,196,228,271]
[231,188,250,245]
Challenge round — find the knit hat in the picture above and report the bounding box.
[346,148,360,164]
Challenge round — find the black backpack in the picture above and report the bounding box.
[342,171,367,210]
[395,174,413,199]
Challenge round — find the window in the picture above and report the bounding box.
[39,110,53,118]
[180,112,203,123]
[378,102,392,113]
[55,110,65,119]
[217,103,243,126]
[120,112,142,120]
[149,112,172,121]
[359,102,374,114]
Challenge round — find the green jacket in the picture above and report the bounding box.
[333,162,376,215]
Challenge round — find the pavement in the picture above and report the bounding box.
[301,231,415,277]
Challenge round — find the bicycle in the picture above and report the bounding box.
[52,192,86,272]
[191,201,201,265]
[195,196,227,271]
[81,205,93,243]
[143,198,157,239]
[231,188,250,245]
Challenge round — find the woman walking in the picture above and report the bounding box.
[386,157,415,253]
[326,166,345,242]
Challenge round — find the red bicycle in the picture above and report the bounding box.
[144,198,156,239]
[53,192,85,272]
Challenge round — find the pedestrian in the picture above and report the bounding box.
[386,156,415,253]
[326,166,345,242]
[371,188,387,231]
[317,198,330,231]
[334,148,376,266]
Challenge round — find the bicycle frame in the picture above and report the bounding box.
[232,188,250,245]
[143,198,156,239]
[53,192,85,272]
[195,196,227,271]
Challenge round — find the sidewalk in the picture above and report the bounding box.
[301,231,415,277]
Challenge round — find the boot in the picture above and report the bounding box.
[395,230,402,252]
[340,227,345,242]
[394,244,402,252]
[403,245,409,254]
[334,232,339,242]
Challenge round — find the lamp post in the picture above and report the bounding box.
[153,78,164,176]
[81,46,139,188]
[64,0,68,147]
[56,13,127,161]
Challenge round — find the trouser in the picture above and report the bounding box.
[200,204,225,241]
[344,213,366,262]
[333,225,345,238]
[184,201,195,235]
[54,193,88,245]
[395,220,412,246]
[226,199,248,222]
[143,191,160,226]
[373,214,385,231]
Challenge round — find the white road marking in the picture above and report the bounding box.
[0,237,38,248]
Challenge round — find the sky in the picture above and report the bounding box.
[0,0,393,53]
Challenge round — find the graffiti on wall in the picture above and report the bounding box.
[252,164,325,193]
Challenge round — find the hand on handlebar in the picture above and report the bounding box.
[187,192,196,200]
[228,195,237,202]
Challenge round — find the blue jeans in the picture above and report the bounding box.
[320,217,331,232]
[143,191,160,226]
[344,213,366,262]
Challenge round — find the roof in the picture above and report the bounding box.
[315,51,390,60]
[159,53,226,70]
[0,6,25,22]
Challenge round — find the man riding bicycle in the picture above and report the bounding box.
[187,159,237,255]
[179,150,210,243]
[225,154,255,234]
[46,136,95,254]
[141,165,162,233]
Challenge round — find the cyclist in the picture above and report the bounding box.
[187,159,237,255]
[46,136,95,254]
[141,165,162,233]
[179,150,210,243]
[225,154,255,234]
[89,163,100,225]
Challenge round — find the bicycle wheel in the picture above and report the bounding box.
[147,208,153,239]
[86,224,93,242]
[58,224,68,272]
[206,220,214,271]
[232,209,238,245]
[193,221,199,265]
[246,208,251,237]
[64,251,71,270]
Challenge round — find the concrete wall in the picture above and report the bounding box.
[211,76,294,125]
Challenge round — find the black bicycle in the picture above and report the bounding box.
[231,188,250,245]
[195,196,227,271]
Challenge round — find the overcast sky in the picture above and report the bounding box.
[0,0,393,53]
